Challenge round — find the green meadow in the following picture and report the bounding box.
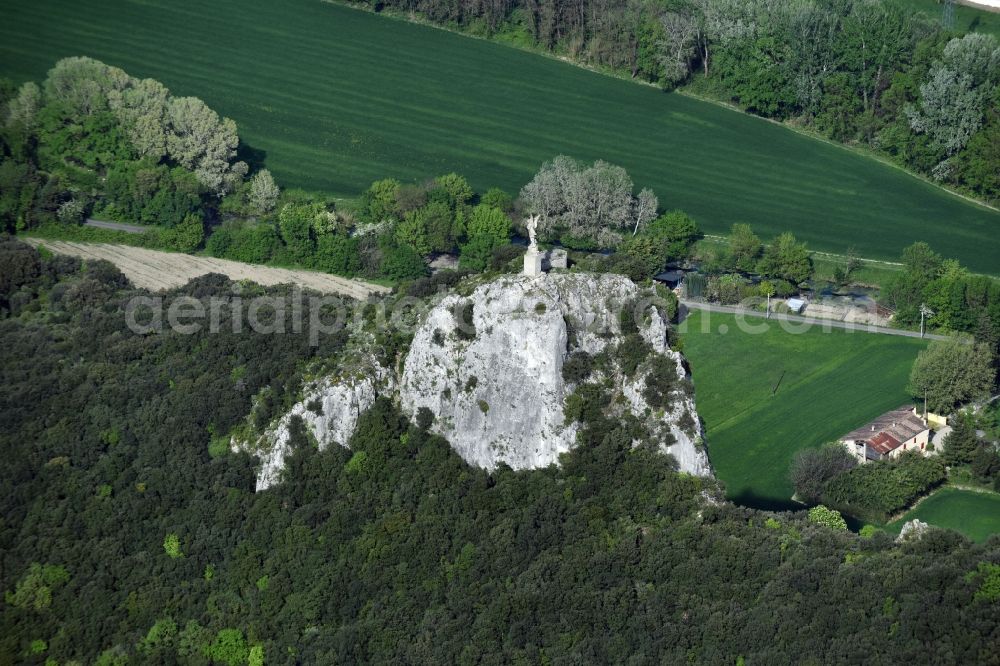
[2,0,999,271]
[680,310,927,507]
[888,487,1000,542]
[892,0,1000,38]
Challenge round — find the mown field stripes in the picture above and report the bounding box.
[1,0,998,271]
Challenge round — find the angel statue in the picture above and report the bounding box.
[525,215,539,252]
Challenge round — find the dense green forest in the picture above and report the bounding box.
[362,0,1000,206]
[1,237,999,664]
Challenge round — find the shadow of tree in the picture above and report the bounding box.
[730,490,866,531]
[237,140,268,174]
[729,490,801,513]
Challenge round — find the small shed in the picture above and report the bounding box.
[786,297,807,314]
[541,248,568,271]
[653,270,685,290]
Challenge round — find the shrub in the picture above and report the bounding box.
[416,407,435,430]
[822,453,946,522]
[162,212,204,252]
[435,173,474,205]
[401,268,468,298]
[563,383,604,425]
[562,351,594,384]
[642,355,677,409]
[460,205,511,270]
[705,274,753,305]
[313,233,361,276]
[808,505,847,530]
[207,221,279,264]
[379,240,428,280]
[617,335,652,378]
[204,629,248,666]
[489,244,521,272]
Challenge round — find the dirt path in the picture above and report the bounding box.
[23,239,390,299]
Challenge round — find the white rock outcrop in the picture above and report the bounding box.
[241,355,393,491]
[399,273,712,475]
[243,272,712,489]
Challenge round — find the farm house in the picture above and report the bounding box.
[840,406,932,464]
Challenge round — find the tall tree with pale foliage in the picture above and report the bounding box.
[166,97,247,195]
[248,169,280,216]
[39,56,249,195]
[519,155,657,246]
[4,82,41,132]
[907,34,1000,158]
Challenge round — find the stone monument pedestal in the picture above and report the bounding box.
[523,249,542,277]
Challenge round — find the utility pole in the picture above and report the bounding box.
[762,282,774,320]
[919,304,934,339]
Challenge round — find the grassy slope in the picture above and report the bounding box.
[680,310,927,507]
[888,487,1000,542]
[2,0,999,272]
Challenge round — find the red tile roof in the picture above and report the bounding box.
[868,432,902,456]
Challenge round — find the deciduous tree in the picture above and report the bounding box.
[908,340,996,414]
[248,169,280,216]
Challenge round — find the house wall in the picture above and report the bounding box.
[842,428,931,464]
[926,412,948,429]
[886,428,931,460]
[842,439,866,463]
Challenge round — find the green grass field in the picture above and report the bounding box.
[2,0,999,271]
[888,487,1000,542]
[680,310,927,507]
[892,0,1000,37]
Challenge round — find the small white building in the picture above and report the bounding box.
[840,406,931,463]
[786,297,807,314]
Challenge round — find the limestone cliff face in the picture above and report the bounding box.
[239,354,393,491]
[399,273,712,475]
[242,272,712,489]
[399,275,577,469]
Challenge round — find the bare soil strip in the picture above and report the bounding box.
[23,239,390,299]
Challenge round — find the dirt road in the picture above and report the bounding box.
[23,239,390,299]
